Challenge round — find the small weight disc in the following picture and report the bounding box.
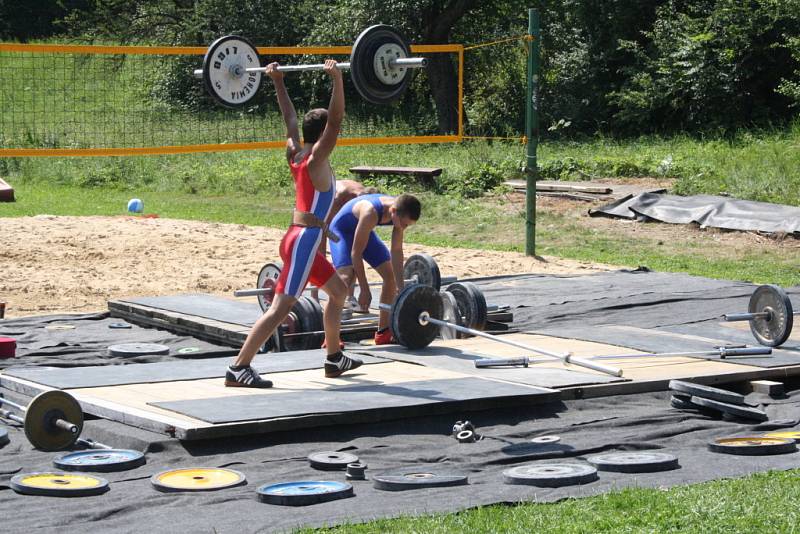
[11,472,109,497]
[350,25,413,105]
[439,290,462,340]
[690,396,768,422]
[108,322,132,329]
[587,452,680,473]
[151,467,247,492]
[308,451,359,470]
[708,436,796,455]
[748,285,793,347]
[54,449,146,473]
[202,35,262,108]
[456,430,476,443]
[257,480,354,506]
[108,343,170,357]
[503,463,598,487]
[762,431,800,442]
[256,262,282,312]
[177,347,201,354]
[391,284,443,350]
[445,282,488,332]
[668,380,746,405]
[373,468,468,491]
[24,390,83,451]
[45,324,75,331]
[403,253,442,290]
[531,435,561,445]
[0,427,9,447]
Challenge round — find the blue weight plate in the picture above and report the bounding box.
[256,480,354,506]
[53,449,146,473]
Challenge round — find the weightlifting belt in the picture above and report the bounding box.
[292,210,340,243]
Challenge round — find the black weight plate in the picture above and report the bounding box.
[670,395,706,411]
[445,282,488,332]
[257,480,354,506]
[108,343,170,357]
[708,436,796,455]
[11,472,109,497]
[503,463,598,487]
[749,284,794,347]
[283,296,324,351]
[403,253,441,290]
[202,35,262,108]
[391,284,442,350]
[350,25,413,105]
[690,396,768,421]
[439,290,462,340]
[373,468,468,491]
[54,449,146,473]
[668,380,746,405]
[256,262,283,312]
[24,390,83,452]
[0,427,8,447]
[587,452,680,473]
[308,451,359,470]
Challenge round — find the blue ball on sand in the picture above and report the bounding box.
[127,198,144,213]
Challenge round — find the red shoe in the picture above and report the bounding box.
[322,338,345,350]
[374,328,395,345]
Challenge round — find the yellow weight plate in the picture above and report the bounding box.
[151,467,246,492]
[717,437,787,446]
[11,472,109,497]
[708,436,797,456]
[762,431,800,442]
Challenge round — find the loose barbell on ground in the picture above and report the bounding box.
[724,284,796,347]
[380,284,623,377]
[193,25,427,107]
[0,390,83,451]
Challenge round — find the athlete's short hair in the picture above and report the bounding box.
[302,108,328,144]
[394,194,421,221]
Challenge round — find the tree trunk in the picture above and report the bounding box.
[422,0,478,134]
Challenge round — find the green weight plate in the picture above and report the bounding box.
[24,390,83,451]
[54,449,146,473]
[202,35,262,108]
[403,253,441,290]
[391,284,442,350]
[11,472,109,497]
[445,282,487,332]
[748,284,793,347]
[151,467,247,492]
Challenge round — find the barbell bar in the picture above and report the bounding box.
[233,274,457,298]
[193,25,427,108]
[0,390,83,451]
[723,284,796,347]
[379,284,623,377]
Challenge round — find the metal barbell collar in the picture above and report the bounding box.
[377,303,623,377]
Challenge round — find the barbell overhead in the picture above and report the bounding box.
[194,25,427,108]
[724,284,795,347]
[0,390,84,451]
[381,284,623,377]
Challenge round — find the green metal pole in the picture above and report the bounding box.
[525,8,540,256]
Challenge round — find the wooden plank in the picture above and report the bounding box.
[349,166,443,176]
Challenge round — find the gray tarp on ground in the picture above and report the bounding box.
[2,388,800,533]
[589,192,800,235]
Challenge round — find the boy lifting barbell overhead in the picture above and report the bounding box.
[329,193,422,345]
[226,60,362,388]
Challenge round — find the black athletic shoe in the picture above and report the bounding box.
[324,352,363,378]
[225,365,273,388]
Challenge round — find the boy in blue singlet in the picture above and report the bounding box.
[329,193,421,344]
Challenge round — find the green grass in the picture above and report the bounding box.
[298,469,800,533]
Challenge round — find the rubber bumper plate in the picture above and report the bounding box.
[151,467,247,492]
[54,449,146,472]
[308,451,359,470]
[503,464,598,487]
[108,343,170,357]
[373,468,468,491]
[668,380,746,405]
[587,452,680,473]
[11,472,109,497]
[257,480,354,506]
[690,396,768,422]
[708,436,796,455]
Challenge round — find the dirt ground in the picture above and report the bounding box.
[0,215,617,318]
